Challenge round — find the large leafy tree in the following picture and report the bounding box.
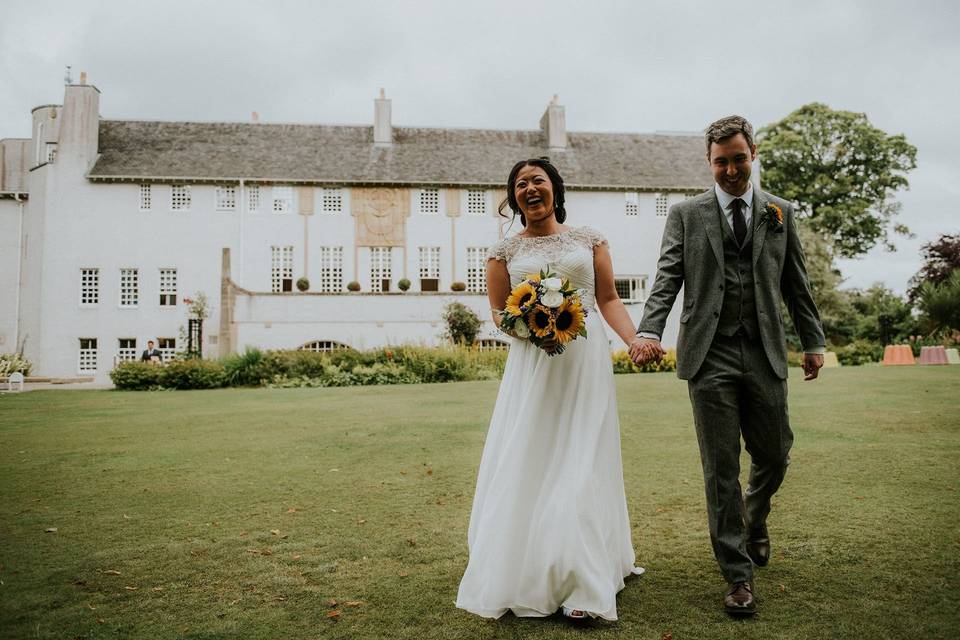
[758,103,917,258]
[907,234,960,302]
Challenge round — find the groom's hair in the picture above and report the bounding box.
[499,157,567,227]
[705,115,755,154]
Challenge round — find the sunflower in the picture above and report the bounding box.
[524,272,542,284]
[526,304,555,339]
[553,298,586,344]
[505,281,539,317]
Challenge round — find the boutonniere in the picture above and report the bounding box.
[765,203,785,233]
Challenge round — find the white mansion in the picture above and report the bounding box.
[0,79,714,383]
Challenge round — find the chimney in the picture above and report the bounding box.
[80,71,87,84]
[59,79,101,166]
[539,94,566,151]
[374,88,392,146]
[251,111,259,123]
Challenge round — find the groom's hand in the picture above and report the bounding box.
[803,353,824,380]
[629,337,664,365]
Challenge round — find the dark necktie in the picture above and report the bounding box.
[731,198,747,247]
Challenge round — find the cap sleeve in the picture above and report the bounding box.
[578,226,608,248]
[487,237,516,263]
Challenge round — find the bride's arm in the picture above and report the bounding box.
[594,243,644,348]
[487,258,521,339]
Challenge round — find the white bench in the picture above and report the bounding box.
[7,371,24,392]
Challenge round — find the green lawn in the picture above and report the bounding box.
[1,366,958,639]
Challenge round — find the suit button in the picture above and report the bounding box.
[713,311,720,317]
[718,285,724,291]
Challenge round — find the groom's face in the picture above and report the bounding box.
[708,133,757,196]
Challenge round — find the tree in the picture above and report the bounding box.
[916,269,960,334]
[758,103,917,258]
[442,302,481,346]
[907,234,960,302]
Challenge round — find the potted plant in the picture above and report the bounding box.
[296,277,310,292]
[451,281,467,292]
[347,281,361,292]
[398,278,411,292]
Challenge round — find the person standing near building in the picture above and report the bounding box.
[141,340,162,363]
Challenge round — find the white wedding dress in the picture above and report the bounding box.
[456,226,641,621]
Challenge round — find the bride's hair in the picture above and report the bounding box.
[498,157,567,228]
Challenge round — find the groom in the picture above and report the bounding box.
[631,115,825,615]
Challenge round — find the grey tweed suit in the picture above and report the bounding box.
[638,187,825,583]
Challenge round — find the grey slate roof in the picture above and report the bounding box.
[88,120,712,191]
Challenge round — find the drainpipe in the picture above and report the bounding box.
[13,193,23,352]
[238,179,245,287]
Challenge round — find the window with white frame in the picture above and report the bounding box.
[655,194,668,217]
[299,340,349,352]
[247,185,261,212]
[466,247,488,293]
[271,245,294,292]
[216,186,237,211]
[117,338,137,363]
[272,186,293,213]
[119,268,139,307]
[321,188,343,213]
[171,185,191,211]
[159,268,177,306]
[466,190,487,216]
[418,188,439,215]
[478,338,509,351]
[78,338,98,374]
[46,143,57,163]
[625,192,639,216]
[158,337,176,362]
[419,246,440,292]
[614,276,648,302]
[80,268,99,305]
[370,247,392,292]
[319,246,343,292]
[139,184,152,211]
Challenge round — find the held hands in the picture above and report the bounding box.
[803,353,824,381]
[628,337,665,366]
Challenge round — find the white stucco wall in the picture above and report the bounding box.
[0,199,24,352]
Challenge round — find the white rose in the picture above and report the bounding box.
[542,277,563,291]
[514,321,531,338]
[541,291,564,308]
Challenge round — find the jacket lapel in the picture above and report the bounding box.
[752,191,768,267]
[698,193,724,270]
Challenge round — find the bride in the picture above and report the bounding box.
[455,158,650,621]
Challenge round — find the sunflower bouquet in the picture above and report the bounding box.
[498,268,588,355]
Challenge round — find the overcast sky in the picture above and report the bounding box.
[2,0,957,294]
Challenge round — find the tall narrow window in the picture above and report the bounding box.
[271,246,294,292]
[272,186,293,213]
[171,185,191,211]
[625,192,639,216]
[418,188,439,215]
[614,276,648,302]
[419,246,440,292]
[158,337,176,362]
[655,194,668,217]
[466,247,488,293]
[247,185,261,212]
[466,190,487,216]
[78,338,98,374]
[216,186,237,211]
[80,268,100,305]
[46,143,57,163]
[319,246,343,292]
[159,268,178,306]
[139,184,152,211]
[119,268,139,307]
[117,338,137,363]
[321,188,343,213]
[370,247,392,292]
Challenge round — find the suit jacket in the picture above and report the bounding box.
[638,188,825,380]
[141,349,162,362]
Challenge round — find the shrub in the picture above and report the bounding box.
[0,353,32,377]
[397,278,411,292]
[110,361,164,390]
[347,281,361,292]
[159,359,227,390]
[611,349,678,374]
[450,281,467,292]
[835,339,884,366]
[443,302,481,346]
[222,347,265,386]
[296,277,310,292]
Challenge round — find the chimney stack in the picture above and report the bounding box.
[251,111,259,123]
[374,88,392,146]
[539,94,566,151]
[80,71,87,84]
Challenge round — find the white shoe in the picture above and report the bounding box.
[561,606,591,620]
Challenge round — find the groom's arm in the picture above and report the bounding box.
[779,203,826,377]
[637,205,685,338]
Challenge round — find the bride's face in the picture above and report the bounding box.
[514,165,555,223]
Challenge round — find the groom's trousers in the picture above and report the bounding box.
[687,331,793,584]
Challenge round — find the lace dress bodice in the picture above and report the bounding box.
[487,226,607,309]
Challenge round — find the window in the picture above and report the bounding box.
[466,190,487,216]
[271,245,294,292]
[78,338,98,374]
[46,143,57,163]
[370,247,392,292]
[655,194,668,217]
[614,276,648,302]
[159,268,177,306]
[478,338,509,351]
[117,338,137,363]
[171,185,191,211]
[80,268,99,305]
[299,340,349,352]
[139,184,152,211]
[319,246,343,292]
[119,268,139,307]
[321,188,343,213]
[158,337,176,362]
[216,186,236,211]
[625,192,639,216]
[418,188,439,215]
[466,247,487,293]
[272,186,293,213]
[419,246,440,292]
[247,185,261,212]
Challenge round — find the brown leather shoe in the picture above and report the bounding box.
[724,581,757,616]
[746,524,770,567]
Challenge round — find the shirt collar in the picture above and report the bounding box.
[715,182,754,211]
